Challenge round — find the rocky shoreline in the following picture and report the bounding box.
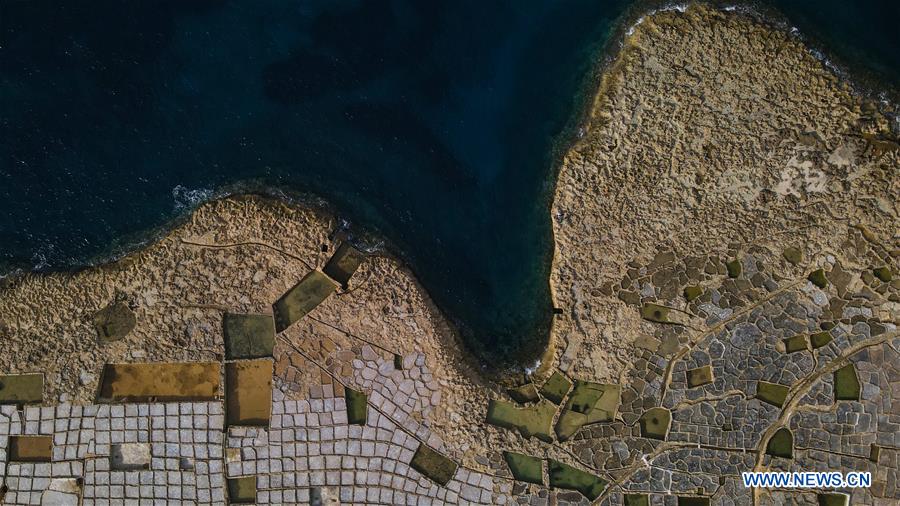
[0,3,897,504]
[549,2,897,383]
[540,3,898,504]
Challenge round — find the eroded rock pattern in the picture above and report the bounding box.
[0,3,898,505]
[537,3,899,505]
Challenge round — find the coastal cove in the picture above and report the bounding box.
[1,0,898,369]
[1,3,898,504]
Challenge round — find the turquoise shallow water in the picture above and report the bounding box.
[1,1,897,368]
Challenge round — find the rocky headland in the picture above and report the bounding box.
[0,3,897,505]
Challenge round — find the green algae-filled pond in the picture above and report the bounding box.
[345,388,368,425]
[548,459,606,500]
[410,444,458,486]
[503,452,544,485]
[486,399,555,442]
[834,363,861,401]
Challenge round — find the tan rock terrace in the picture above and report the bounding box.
[1,3,899,505]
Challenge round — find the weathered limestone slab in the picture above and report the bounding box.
[41,478,81,506]
[110,443,151,470]
[92,301,136,344]
[41,490,79,506]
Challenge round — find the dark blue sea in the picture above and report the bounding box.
[2,1,898,368]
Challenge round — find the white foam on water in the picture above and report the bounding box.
[626,3,689,37]
[719,2,898,111]
[0,271,19,283]
[172,184,215,211]
[625,18,643,37]
[29,241,64,271]
[524,359,542,376]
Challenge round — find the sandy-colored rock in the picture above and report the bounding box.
[548,3,898,383]
[0,195,507,466]
[0,4,897,493]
